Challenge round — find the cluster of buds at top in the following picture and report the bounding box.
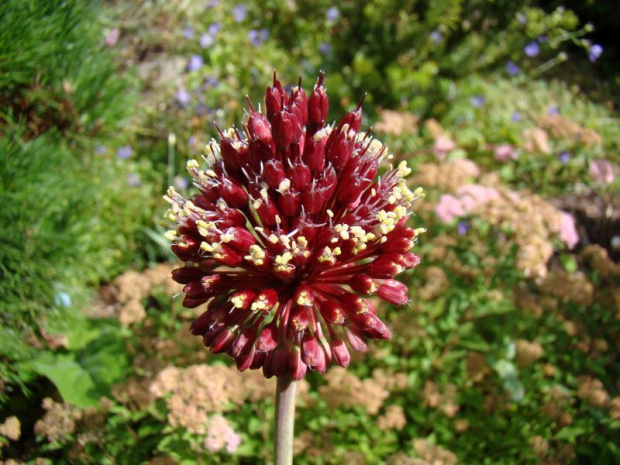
[164,72,425,380]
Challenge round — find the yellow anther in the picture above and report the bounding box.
[164,230,177,241]
[187,159,199,170]
[231,295,247,308]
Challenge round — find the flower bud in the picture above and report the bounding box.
[262,159,286,189]
[248,111,273,145]
[302,135,326,174]
[278,191,302,217]
[307,75,329,134]
[355,312,391,340]
[230,289,258,310]
[210,327,237,354]
[290,161,312,191]
[171,266,204,284]
[331,338,351,367]
[377,279,409,305]
[349,274,377,295]
[219,177,249,209]
[381,236,414,254]
[366,255,404,279]
[290,346,307,380]
[256,323,278,352]
[345,326,367,352]
[231,327,258,358]
[290,306,310,332]
[189,310,214,335]
[272,110,302,148]
[320,300,346,325]
[235,345,255,372]
[301,333,320,367]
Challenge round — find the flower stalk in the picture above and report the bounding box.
[274,375,297,465]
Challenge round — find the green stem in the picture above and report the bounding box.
[274,374,297,465]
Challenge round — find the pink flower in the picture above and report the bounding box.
[435,195,465,223]
[433,135,456,160]
[164,73,424,380]
[494,144,518,162]
[105,28,120,47]
[559,212,579,249]
[589,159,614,184]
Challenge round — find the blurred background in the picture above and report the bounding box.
[1,0,619,463]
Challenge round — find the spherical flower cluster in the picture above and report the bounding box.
[164,72,424,379]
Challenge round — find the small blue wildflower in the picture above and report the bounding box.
[589,44,603,62]
[558,151,570,164]
[204,76,220,88]
[537,35,547,44]
[318,42,332,55]
[207,0,219,7]
[457,221,471,236]
[174,89,191,108]
[195,103,209,116]
[506,61,520,76]
[183,27,194,40]
[248,28,269,46]
[200,33,215,48]
[208,22,222,36]
[429,30,443,44]
[127,173,141,187]
[511,112,522,122]
[470,95,486,108]
[117,145,133,159]
[95,145,107,154]
[326,7,339,22]
[524,41,540,57]
[232,4,247,22]
[547,106,559,115]
[187,55,204,72]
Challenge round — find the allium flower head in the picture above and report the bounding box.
[164,72,424,380]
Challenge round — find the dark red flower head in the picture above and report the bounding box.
[164,72,425,379]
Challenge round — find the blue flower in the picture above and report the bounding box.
[524,41,539,57]
[506,61,520,76]
[183,27,194,40]
[326,7,339,22]
[200,33,215,48]
[511,112,522,122]
[208,22,222,36]
[589,44,603,62]
[429,30,443,44]
[174,89,191,108]
[537,35,547,44]
[470,95,486,108]
[558,151,570,164]
[187,55,204,72]
[457,221,471,235]
[95,145,107,154]
[547,106,559,115]
[248,28,269,46]
[204,76,219,89]
[232,4,247,22]
[318,42,332,55]
[117,145,133,159]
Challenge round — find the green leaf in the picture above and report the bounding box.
[555,425,589,440]
[27,352,99,408]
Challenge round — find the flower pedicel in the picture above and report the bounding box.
[164,72,424,380]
